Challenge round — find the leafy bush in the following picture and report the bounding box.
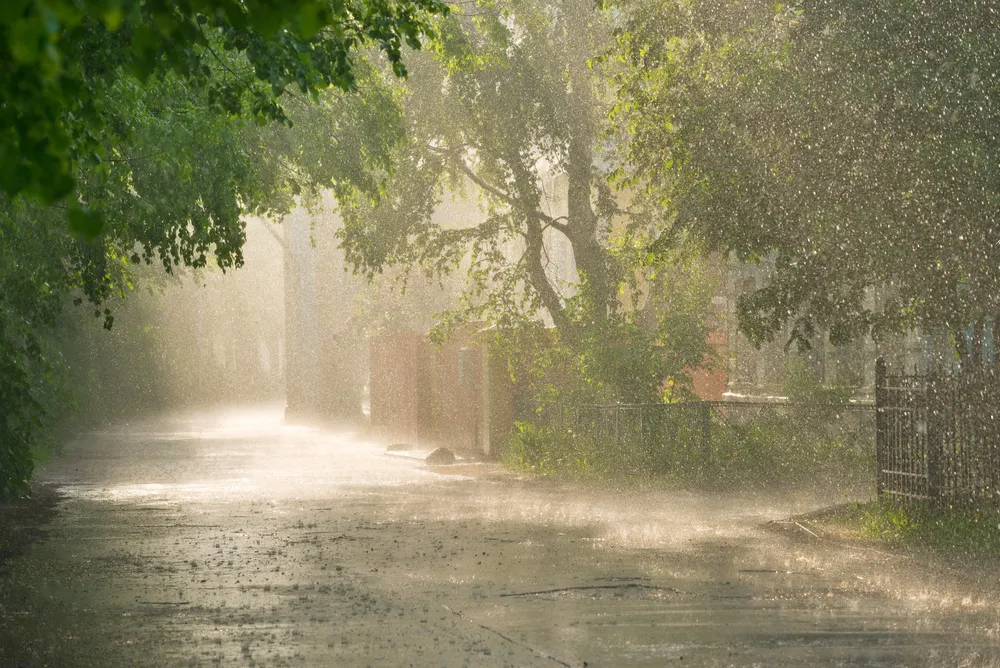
[505,401,874,491]
[782,356,856,404]
[502,422,597,478]
[705,408,872,489]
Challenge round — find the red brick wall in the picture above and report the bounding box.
[690,324,728,401]
[370,327,507,455]
[369,332,430,444]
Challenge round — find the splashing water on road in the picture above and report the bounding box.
[1,407,998,667]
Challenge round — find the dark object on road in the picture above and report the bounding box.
[425,448,456,465]
[386,443,414,452]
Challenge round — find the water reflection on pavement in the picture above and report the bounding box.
[1,406,998,667]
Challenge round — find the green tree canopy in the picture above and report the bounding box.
[308,0,714,403]
[610,0,1000,359]
[1,0,446,219]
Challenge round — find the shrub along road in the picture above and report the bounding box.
[1,407,998,667]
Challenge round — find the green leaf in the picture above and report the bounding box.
[68,207,104,239]
[102,7,124,31]
[297,2,327,37]
[9,18,45,64]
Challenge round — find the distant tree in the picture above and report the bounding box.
[610,0,1000,364]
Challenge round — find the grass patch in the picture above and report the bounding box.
[818,500,1000,557]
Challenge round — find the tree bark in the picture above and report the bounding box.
[562,3,613,323]
[564,136,613,320]
[524,214,570,332]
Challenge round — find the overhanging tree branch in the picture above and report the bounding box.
[261,221,288,250]
[444,152,571,235]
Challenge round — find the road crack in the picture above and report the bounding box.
[442,605,575,667]
[500,583,679,598]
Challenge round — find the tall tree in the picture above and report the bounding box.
[610,0,1000,361]
[334,0,617,331]
[322,0,712,403]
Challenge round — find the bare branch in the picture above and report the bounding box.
[543,216,570,233]
[447,155,571,234]
[261,221,287,250]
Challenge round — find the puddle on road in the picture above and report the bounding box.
[60,480,260,503]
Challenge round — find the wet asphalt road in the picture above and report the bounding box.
[2,407,999,667]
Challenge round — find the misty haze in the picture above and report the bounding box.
[2,1,1000,667]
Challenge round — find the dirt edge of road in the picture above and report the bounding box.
[771,503,1000,604]
[0,482,63,572]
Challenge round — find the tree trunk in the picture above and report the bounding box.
[563,5,613,323]
[564,139,613,320]
[525,213,570,332]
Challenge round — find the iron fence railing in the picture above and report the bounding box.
[523,357,1000,505]
[876,357,1000,507]
[534,399,875,482]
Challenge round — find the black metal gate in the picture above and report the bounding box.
[875,357,1000,506]
[874,358,932,501]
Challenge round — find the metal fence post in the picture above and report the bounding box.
[701,402,712,467]
[874,357,887,499]
[925,371,941,504]
[639,406,645,451]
